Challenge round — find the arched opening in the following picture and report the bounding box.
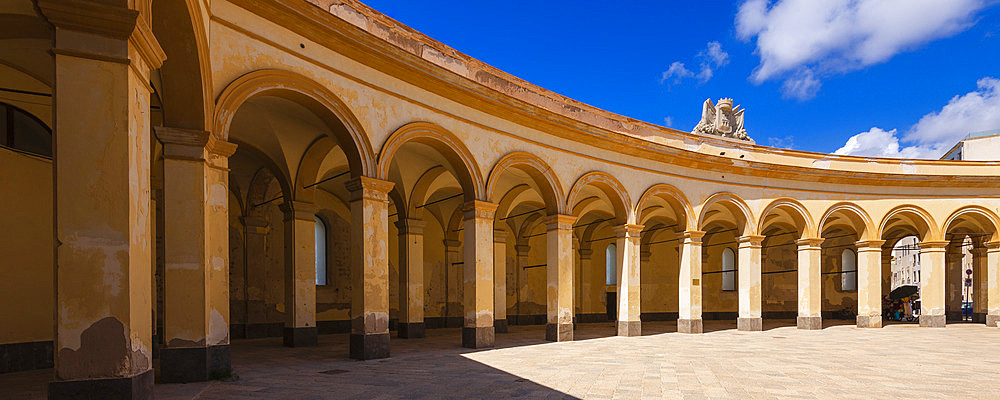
[841,249,857,291]
[697,194,754,332]
[315,215,328,286]
[0,101,51,157]
[757,200,813,329]
[817,203,870,327]
[635,184,691,335]
[942,207,999,325]
[888,236,920,323]
[606,243,617,286]
[566,172,632,339]
[721,248,736,291]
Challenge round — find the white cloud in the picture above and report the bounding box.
[834,128,940,158]
[834,77,1000,159]
[662,42,730,85]
[737,0,986,97]
[663,116,674,127]
[767,135,795,149]
[660,61,693,84]
[780,69,821,100]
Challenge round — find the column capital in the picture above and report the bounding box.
[39,0,165,68]
[855,240,886,250]
[443,239,461,250]
[613,224,643,238]
[544,214,577,231]
[971,247,989,256]
[279,201,317,222]
[737,235,765,247]
[795,238,825,248]
[515,244,531,256]
[346,176,394,203]
[462,200,498,221]
[493,229,508,243]
[578,248,593,259]
[240,216,268,228]
[918,240,950,250]
[987,241,1000,250]
[681,230,706,244]
[394,218,426,235]
[155,126,237,160]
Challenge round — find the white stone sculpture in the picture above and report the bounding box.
[692,98,750,141]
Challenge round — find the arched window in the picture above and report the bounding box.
[721,248,736,291]
[0,102,51,157]
[842,249,857,291]
[605,243,617,286]
[315,215,327,285]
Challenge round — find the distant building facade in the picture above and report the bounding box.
[941,130,1000,161]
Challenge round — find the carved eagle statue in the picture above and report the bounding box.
[692,98,750,141]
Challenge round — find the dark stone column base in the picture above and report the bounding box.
[987,314,999,327]
[677,318,703,334]
[462,326,494,349]
[160,344,231,382]
[398,322,425,339]
[494,319,508,333]
[48,368,153,400]
[972,312,986,324]
[856,314,882,328]
[919,314,946,328]
[283,327,318,347]
[616,320,641,336]
[545,323,573,342]
[737,317,762,331]
[349,333,390,360]
[796,316,822,330]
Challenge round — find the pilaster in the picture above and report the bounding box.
[856,240,886,328]
[987,242,1000,327]
[41,0,164,397]
[545,214,576,342]
[156,127,236,382]
[346,177,394,359]
[613,224,643,336]
[737,235,765,331]
[678,231,705,334]
[919,241,949,327]
[279,201,318,347]
[396,218,426,338]
[462,201,498,348]
[493,229,509,333]
[796,238,824,330]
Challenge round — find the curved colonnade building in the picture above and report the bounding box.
[0,0,999,398]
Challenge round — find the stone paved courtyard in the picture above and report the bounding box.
[4,321,999,399]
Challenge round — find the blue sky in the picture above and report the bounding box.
[362,0,1000,158]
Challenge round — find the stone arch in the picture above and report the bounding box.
[213,69,377,177]
[486,152,565,215]
[153,0,212,131]
[378,121,485,202]
[697,192,756,236]
[878,204,940,243]
[818,202,876,241]
[404,165,449,220]
[635,184,694,232]
[566,171,632,225]
[234,139,293,213]
[943,205,1000,243]
[293,136,339,203]
[758,198,817,239]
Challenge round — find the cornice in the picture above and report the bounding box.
[225,0,1000,188]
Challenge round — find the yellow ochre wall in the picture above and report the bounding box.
[0,148,53,345]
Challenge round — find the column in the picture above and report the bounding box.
[41,0,165,397]
[614,224,643,336]
[346,177,394,359]
[972,246,988,324]
[856,240,885,328]
[156,127,237,382]
[493,229,509,333]
[443,239,462,328]
[395,218,425,338]
[737,235,764,331]
[546,214,576,341]
[462,201,498,348]
[796,238,824,330]
[945,246,964,322]
[578,247,593,320]
[919,241,948,327]
[279,201,318,347]
[987,241,1000,327]
[514,244,531,324]
[240,216,270,338]
[678,231,705,333]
